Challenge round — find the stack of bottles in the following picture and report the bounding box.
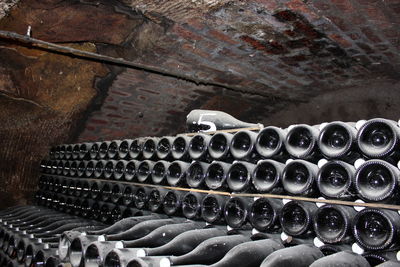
[2,114,400,267]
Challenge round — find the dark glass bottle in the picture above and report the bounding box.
[110,183,125,204]
[230,130,258,160]
[182,192,206,220]
[224,197,253,229]
[310,251,369,267]
[84,160,96,178]
[142,138,159,160]
[121,185,138,207]
[156,136,175,160]
[354,159,400,203]
[107,140,122,159]
[313,204,356,244]
[64,144,73,160]
[205,161,230,190]
[128,138,145,159]
[260,244,324,267]
[210,238,284,267]
[249,198,282,233]
[104,160,118,179]
[188,133,212,160]
[78,143,96,160]
[226,161,256,192]
[353,208,400,250]
[357,118,400,162]
[208,132,233,160]
[166,234,252,266]
[69,161,78,177]
[318,121,359,162]
[100,182,113,202]
[162,190,185,216]
[201,194,228,224]
[255,126,287,160]
[284,124,320,161]
[186,161,210,188]
[151,161,170,185]
[89,142,102,160]
[186,109,261,132]
[124,160,138,181]
[280,201,317,238]
[317,160,356,200]
[166,161,190,186]
[113,160,127,180]
[148,188,169,212]
[252,159,285,194]
[72,144,80,160]
[118,139,132,159]
[171,135,191,160]
[94,160,107,179]
[133,187,153,210]
[282,159,319,196]
[137,160,155,183]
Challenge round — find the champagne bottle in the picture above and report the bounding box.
[167,161,190,186]
[252,159,285,193]
[249,198,282,233]
[134,187,153,210]
[148,188,169,212]
[210,238,284,267]
[137,160,155,183]
[313,204,356,244]
[172,135,191,160]
[104,160,118,179]
[124,160,138,181]
[69,161,78,177]
[85,160,96,177]
[205,161,230,190]
[352,208,400,250]
[282,160,318,196]
[117,222,205,248]
[118,139,132,159]
[226,161,256,192]
[280,201,317,238]
[156,136,175,160]
[182,192,206,220]
[208,132,233,160]
[230,130,258,160]
[163,190,185,216]
[357,118,400,162]
[110,184,125,204]
[129,138,145,159]
[113,160,127,180]
[224,197,253,229]
[100,182,113,202]
[107,140,122,159]
[354,159,400,203]
[72,144,81,160]
[186,161,210,188]
[94,160,107,178]
[310,251,370,267]
[89,142,102,160]
[260,244,324,267]
[78,143,96,160]
[201,194,228,224]
[284,124,320,161]
[165,234,252,265]
[317,160,356,200]
[139,227,227,257]
[121,185,138,206]
[189,133,212,160]
[255,126,287,160]
[143,138,159,160]
[318,122,359,161]
[151,161,170,185]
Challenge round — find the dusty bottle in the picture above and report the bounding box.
[182,192,206,220]
[318,121,359,162]
[260,244,324,267]
[124,160,138,181]
[255,126,287,160]
[310,251,370,267]
[352,208,400,250]
[117,139,133,159]
[201,194,228,224]
[186,109,262,132]
[143,138,159,160]
[171,135,192,160]
[162,190,185,216]
[148,188,169,212]
[354,159,400,203]
[167,161,190,186]
[280,200,317,238]
[226,161,256,192]
[128,138,145,159]
[156,136,175,160]
[284,124,321,161]
[137,160,155,183]
[208,132,233,160]
[317,160,356,200]
[282,159,319,196]
[230,130,259,160]
[113,160,128,180]
[189,133,212,160]
[151,161,170,185]
[249,198,282,233]
[224,197,253,229]
[205,161,230,190]
[313,204,356,244]
[186,161,210,188]
[252,159,285,194]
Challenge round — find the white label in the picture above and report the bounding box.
[197,113,217,132]
[352,243,364,254]
[354,199,365,211]
[317,159,328,168]
[313,237,324,248]
[281,232,289,241]
[115,241,124,249]
[354,159,366,169]
[316,197,326,208]
[137,249,146,257]
[98,235,106,242]
[355,120,367,130]
[160,258,171,267]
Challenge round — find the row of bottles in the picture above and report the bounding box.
[2,205,399,267]
[49,118,400,164]
[36,183,400,255]
[40,154,400,203]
